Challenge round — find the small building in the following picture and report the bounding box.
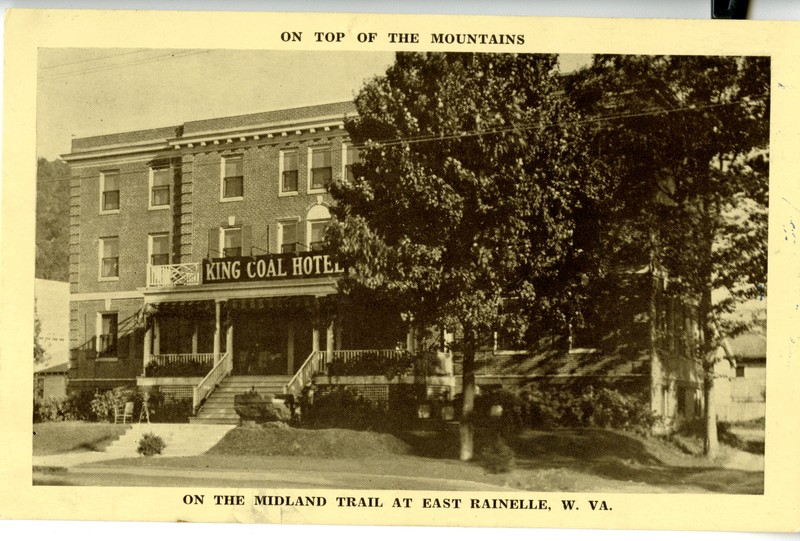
[34,362,69,401]
[716,332,767,422]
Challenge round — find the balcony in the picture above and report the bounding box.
[148,263,202,287]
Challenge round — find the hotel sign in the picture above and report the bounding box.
[202,253,343,284]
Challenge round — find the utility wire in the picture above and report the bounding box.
[38,50,212,80]
[36,94,768,186]
[39,49,153,71]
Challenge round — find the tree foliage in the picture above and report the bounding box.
[328,52,604,459]
[566,55,770,456]
[36,158,70,281]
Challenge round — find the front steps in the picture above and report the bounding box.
[191,375,292,425]
[103,423,235,457]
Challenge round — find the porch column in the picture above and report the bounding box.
[153,316,161,356]
[312,327,320,352]
[191,320,198,355]
[225,316,234,358]
[287,322,295,375]
[142,321,152,376]
[334,322,342,351]
[213,300,222,364]
[406,325,416,354]
[326,321,334,360]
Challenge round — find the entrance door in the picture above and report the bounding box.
[233,315,288,375]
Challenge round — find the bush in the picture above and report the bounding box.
[478,436,515,473]
[301,386,391,431]
[137,433,166,456]
[470,384,657,433]
[33,389,96,422]
[90,386,140,423]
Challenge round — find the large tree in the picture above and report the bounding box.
[566,55,770,457]
[36,158,71,281]
[328,52,602,460]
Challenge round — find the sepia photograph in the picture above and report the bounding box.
[3,9,798,532]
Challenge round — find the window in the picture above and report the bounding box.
[735,365,745,378]
[149,233,169,266]
[280,222,298,254]
[309,220,329,251]
[99,237,119,279]
[309,147,332,191]
[100,171,120,212]
[222,228,242,258]
[221,156,243,200]
[345,145,360,183]
[280,149,299,193]
[150,167,170,208]
[98,313,118,357]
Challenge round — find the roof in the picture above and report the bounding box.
[182,101,356,135]
[71,125,183,152]
[35,362,70,375]
[726,333,767,360]
[68,101,357,154]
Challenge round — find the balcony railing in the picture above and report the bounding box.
[148,263,202,287]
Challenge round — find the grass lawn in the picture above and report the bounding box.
[78,426,763,493]
[33,422,128,455]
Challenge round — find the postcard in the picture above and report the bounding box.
[2,8,799,533]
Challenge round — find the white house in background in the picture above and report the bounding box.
[34,279,70,369]
[716,332,767,422]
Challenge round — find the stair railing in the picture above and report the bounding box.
[193,351,232,412]
[284,351,322,396]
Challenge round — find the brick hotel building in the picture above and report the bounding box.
[62,100,702,429]
[62,102,453,423]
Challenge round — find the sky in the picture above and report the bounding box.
[36,50,591,160]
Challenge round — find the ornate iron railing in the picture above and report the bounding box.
[148,263,202,287]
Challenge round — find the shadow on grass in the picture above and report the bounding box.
[399,427,764,494]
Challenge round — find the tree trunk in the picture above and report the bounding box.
[460,327,476,461]
[703,367,718,458]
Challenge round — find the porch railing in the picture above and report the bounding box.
[148,262,202,287]
[143,353,215,377]
[284,351,324,396]
[193,351,232,412]
[319,349,413,377]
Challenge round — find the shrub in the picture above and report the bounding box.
[301,386,391,431]
[33,390,96,422]
[137,433,166,456]
[478,436,515,474]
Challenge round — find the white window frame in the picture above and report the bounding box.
[149,166,171,210]
[278,219,300,254]
[307,219,330,252]
[220,227,243,258]
[220,155,244,202]
[96,312,119,359]
[99,170,120,215]
[98,236,120,282]
[148,232,170,266]
[342,142,360,183]
[279,148,299,196]
[307,145,332,195]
